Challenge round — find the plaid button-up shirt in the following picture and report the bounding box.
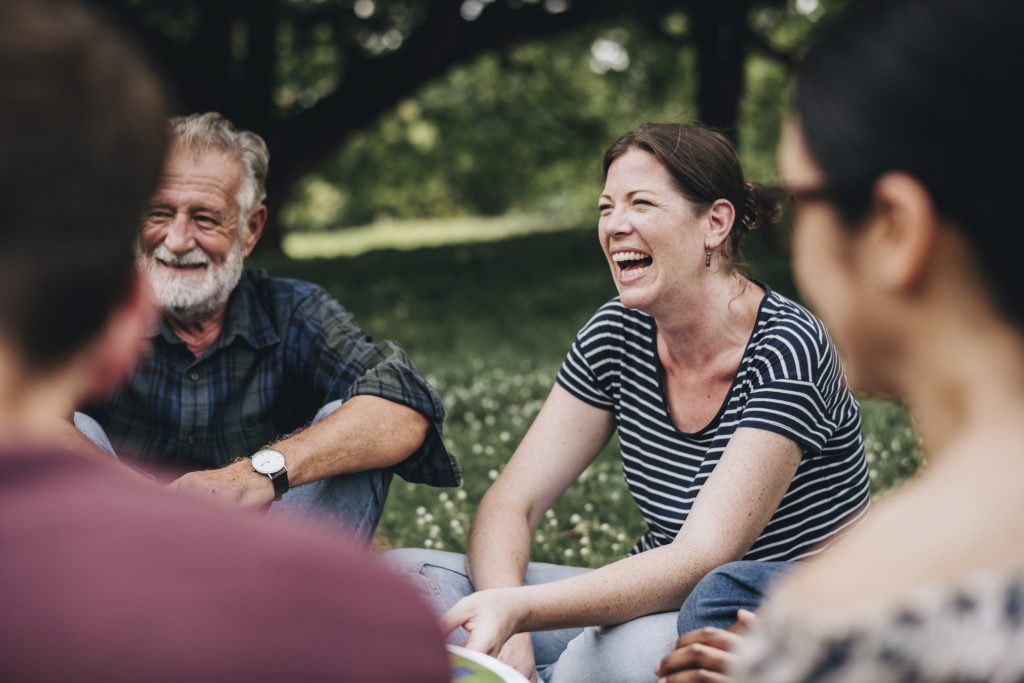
[85,269,460,487]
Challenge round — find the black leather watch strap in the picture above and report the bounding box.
[268,467,289,501]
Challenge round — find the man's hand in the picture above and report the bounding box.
[167,459,274,508]
[655,610,756,683]
[496,632,538,683]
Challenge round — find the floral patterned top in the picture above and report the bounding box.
[732,570,1024,683]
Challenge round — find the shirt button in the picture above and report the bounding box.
[189,371,199,381]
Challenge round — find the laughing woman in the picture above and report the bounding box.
[390,124,869,682]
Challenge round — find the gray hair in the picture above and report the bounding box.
[167,112,269,232]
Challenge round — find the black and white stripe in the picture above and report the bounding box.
[556,287,870,560]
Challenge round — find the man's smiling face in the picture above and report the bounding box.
[136,149,249,321]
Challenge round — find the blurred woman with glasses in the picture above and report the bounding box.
[658,1,1024,681]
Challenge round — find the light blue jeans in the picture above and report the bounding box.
[675,560,794,633]
[385,548,678,683]
[74,399,391,542]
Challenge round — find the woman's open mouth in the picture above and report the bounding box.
[612,250,653,282]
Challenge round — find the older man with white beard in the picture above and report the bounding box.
[76,112,459,537]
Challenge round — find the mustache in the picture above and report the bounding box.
[148,244,211,267]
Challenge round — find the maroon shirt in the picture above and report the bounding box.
[0,445,450,682]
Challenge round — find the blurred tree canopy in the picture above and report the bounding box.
[89,0,846,251]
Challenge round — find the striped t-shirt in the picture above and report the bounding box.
[556,287,870,560]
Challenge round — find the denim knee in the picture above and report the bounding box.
[270,465,392,541]
[546,612,677,683]
[677,560,793,633]
[384,549,475,643]
[312,399,345,424]
[384,548,468,577]
[73,412,117,458]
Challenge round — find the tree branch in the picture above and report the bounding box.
[276,0,642,192]
[746,27,798,67]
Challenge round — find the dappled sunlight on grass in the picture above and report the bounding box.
[283,214,586,258]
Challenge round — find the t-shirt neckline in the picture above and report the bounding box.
[649,281,772,437]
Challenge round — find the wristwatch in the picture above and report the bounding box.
[250,448,289,501]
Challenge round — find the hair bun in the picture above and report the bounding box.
[740,182,762,231]
[741,181,783,231]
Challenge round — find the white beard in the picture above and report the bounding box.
[137,240,245,322]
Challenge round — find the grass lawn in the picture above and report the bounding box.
[255,223,922,566]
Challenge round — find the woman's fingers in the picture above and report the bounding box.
[439,598,474,637]
[673,627,743,654]
[658,641,734,675]
[658,669,732,683]
[463,627,502,657]
[656,627,741,678]
[733,609,757,631]
[439,593,508,657]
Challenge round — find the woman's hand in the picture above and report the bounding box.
[496,632,539,683]
[656,627,740,682]
[440,587,528,658]
[655,609,756,683]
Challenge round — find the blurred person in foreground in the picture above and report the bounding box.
[74,111,460,539]
[392,122,870,682]
[0,1,449,680]
[658,1,1024,681]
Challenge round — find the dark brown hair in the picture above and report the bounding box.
[0,0,167,370]
[796,0,1023,329]
[603,123,781,273]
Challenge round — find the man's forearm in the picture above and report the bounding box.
[272,394,429,487]
[169,395,428,507]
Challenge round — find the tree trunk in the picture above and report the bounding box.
[692,0,750,142]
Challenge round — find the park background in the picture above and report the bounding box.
[93,0,921,565]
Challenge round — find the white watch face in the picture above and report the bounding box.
[251,449,285,474]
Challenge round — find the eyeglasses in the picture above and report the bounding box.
[749,183,837,258]
[760,182,835,207]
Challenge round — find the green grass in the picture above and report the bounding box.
[254,224,922,566]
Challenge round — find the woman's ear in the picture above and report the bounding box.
[865,172,939,293]
[704,198,737,250]
[82,269,156,400]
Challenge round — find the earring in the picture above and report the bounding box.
[705,248,712,268]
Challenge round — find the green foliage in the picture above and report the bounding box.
[283,24,685,228]
[738,54,793,182]
[274,19,342,112]
[280,4,845,232]
[254,225,920,567]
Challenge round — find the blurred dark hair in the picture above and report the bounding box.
[796,0,1024,322]
[603,123,783,274]
[0,0,167,370]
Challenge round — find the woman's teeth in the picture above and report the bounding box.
[612,251,653,271]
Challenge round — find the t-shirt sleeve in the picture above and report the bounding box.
[555,304,620,411]
[737,320,848,456]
